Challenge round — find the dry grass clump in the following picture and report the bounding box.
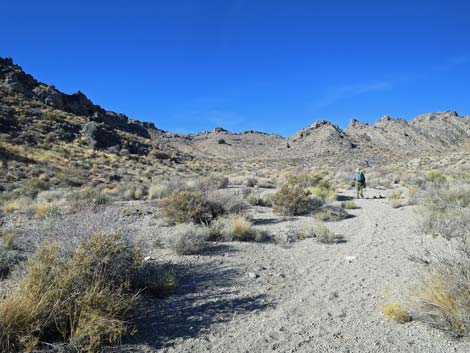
[166,223,209,255]
[210,215,257,242]
[413,270,470,336]
[342,200,358,209]
[0,232,141,353]
[160,189,223,224]
[2,201,16,214]
[301,223,343,243]
[382,302,411,323]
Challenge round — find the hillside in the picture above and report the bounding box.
[1,57,470,193]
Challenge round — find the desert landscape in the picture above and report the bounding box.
[1,55,470,353]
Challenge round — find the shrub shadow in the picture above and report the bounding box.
[122,262,273,350]
[336,195,354,201]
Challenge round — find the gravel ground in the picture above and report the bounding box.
[113,188,470,353]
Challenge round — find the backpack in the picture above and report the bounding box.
[355,171,365,182]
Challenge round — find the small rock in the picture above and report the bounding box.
[344,256,356,262]
[247,272,258,279]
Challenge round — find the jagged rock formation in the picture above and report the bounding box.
[1,56,470,191]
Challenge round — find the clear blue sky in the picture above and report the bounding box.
[1,0,469,136]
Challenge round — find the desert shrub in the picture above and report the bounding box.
[383,302,411,322]
[0,232,141,353]
[22,178,49,194]
[0,246,22,279]
[301,223,343,244]
[67,188,109,205]
[313,206,350,222]
[148,183,171,200]
[272,183,320,216]
[411,182,470,337]
[342,200,358,209]
[160,189,222,224]
[389,199,407,208]
[245,177,258,187]
[133,262,177,296]
[426,170,447,185]
[123,184,145,200]
[166,223,209,255]
[308,186,337,203]
[1,232,16,250]
[247,191,274,207]
[388,190,403,200]
[418,184,470,240]
[205,190,247,215]
[196,174,229,190]
[36,189,66,203]
[210,215,257,241]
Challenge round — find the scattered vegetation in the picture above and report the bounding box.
[412,180,470,337]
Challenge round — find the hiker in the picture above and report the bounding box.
[353,168,366,198]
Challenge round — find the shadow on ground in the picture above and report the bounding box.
[120,262,273,350]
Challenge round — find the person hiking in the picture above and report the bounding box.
[353,168,366,199]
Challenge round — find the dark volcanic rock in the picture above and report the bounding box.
[82,122,122,150]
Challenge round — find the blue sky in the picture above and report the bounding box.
[1,0,469,136]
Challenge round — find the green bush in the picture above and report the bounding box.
[272,183,319,216]
[160,189,223,224]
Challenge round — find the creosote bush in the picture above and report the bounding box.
[160,189,223,224]
[0,232,142,353]
[272,183,319,216]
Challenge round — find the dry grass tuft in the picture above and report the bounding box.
[210,215,257,242]
[383,302,411,323]
[0,232,141,353]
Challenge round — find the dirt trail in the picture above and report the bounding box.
[120,189,470,353]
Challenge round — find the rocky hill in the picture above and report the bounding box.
[1,57,469,191]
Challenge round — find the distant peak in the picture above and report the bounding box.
[348,118,369,129]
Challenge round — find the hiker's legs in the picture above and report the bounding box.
[360,185,364,198]
[355,181,360,198]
